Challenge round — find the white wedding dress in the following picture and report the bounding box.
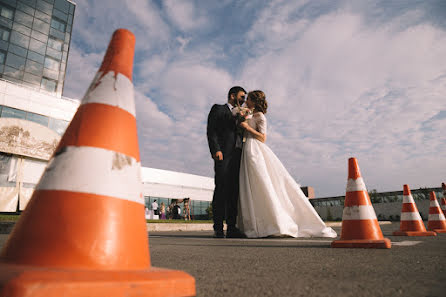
[238,113,337,238]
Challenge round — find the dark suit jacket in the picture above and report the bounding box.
[207,104,237,157]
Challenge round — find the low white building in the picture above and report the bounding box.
[0,78,214,217]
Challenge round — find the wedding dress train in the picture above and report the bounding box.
[238,113,337,238]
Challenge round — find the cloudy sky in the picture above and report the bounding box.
[63,0,446,197]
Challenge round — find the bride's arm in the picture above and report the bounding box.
[240,121,267,143]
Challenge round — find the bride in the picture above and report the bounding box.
[237,90,337,238]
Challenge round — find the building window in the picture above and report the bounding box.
[0,106,27,119]
[26,112,49,127]
[48,37,63,51]
[49,118,69,135]
[0,50,5,64]
[41,77,57,92]
[50,18,66,33]
[44,56,60,71]
[0,26,10,41]
[0,5,14,20]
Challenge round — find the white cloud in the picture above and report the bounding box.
[164,0,209,32]
[240,5,446,196]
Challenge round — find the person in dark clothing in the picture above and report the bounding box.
[207,86,247,238]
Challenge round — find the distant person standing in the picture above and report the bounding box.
[184,198,191,221]
[160,202,166,220]
[151,199,159,217]
[173,202,181,219]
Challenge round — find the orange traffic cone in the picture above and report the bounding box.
[427,191,446,233]
[331,158,391,248]
[393,185,436,236]
[0,29,195,297]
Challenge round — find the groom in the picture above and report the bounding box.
[207,86,246,238]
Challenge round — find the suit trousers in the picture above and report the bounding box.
[212,148,242,231]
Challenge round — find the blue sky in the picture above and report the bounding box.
[63,0,446,197]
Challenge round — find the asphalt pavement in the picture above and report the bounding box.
[148,223,445,297]
[0,222,444,297]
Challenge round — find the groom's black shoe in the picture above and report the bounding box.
[226,228,246,238]
[213,230,225,238]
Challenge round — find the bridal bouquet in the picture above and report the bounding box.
[232,106,252,122]
[232,105,252,141]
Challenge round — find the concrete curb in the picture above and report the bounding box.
[146,221,393,232]
[0,221,393,234]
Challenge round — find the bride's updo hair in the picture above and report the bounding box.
[248,90,268,114]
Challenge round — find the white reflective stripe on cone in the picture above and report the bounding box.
[346,177,367,192]
[83,71,136,117]
[342,205,377,220]
[400,212,422,221]
[430,200,440,207]
[402,195,415,203]
[37,146,143,204]
[428,213,446,221]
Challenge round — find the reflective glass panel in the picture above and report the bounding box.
[10,30,30,47]
[34,9,50,23]
[27,112,49,126]
[0,16,13,29]
[49,27,63,39]
[50,18,65,32]
[41,76,56,92]
[23,71,41,85]
[12,22,31,36]
[5,52,25,70]
[27,50,44,63]
[25,58,43,75]
[32,18,50,34]
[36,0,52,15]
[46,46,61,60]
[52,8,67,22]
[0,5,14,20]
[29,37,46,55]
[47,37,62,50]
[54,0,69,13]
[0,106,26,119]
[8,43,27,57]
[31,29,48,43]
[14,10,33,28]
[44,56,59,71]
[43,67,58,79]
[20,0,36,8]
[0,50,5,63]
[48,117,68,135]
[16,2,34,15]
[0,26,10,41]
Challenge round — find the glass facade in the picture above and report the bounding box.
[144,196,211,220]
[0,0,75,97]
[0,104,69,134]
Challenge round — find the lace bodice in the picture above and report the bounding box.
[247,112,267,134]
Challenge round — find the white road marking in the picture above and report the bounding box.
[391,241,422,246]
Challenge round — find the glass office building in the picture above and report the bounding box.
[0,0,75,97]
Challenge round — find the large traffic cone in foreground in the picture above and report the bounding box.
[0,29,195,297]
[331,158,391,248]
[427,191,446,233]
[393,185,436,236]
